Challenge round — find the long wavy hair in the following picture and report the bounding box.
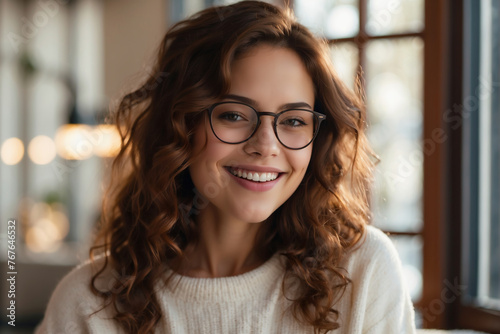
[89,1,375,333]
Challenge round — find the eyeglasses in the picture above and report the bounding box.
[207,101,326,150]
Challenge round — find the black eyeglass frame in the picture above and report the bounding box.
[206,101,327,150]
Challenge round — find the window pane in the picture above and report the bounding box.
[366,0,424,36]
[489,69,499,300]
[389,235,423,302]
[365,37,423,232]
[294,0,359,39]
[329,42,358,90]
[477,0,500,308]
[487,0,500,304]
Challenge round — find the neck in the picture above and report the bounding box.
[176,206,267,278]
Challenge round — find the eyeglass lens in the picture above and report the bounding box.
[210,103,317,149]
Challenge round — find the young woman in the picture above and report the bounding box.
[36,1,416,333]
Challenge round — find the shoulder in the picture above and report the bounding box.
[48,254,115,306]
[342,225,407,294]
[340,225,416,333]
[341,225,408,307]
[346,225,401,270]
[35,255,120,333]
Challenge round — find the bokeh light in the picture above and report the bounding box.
[55,124,94,160]
[93,124,121,158]
[25,201,70,253]
[28,135,57,165]
[325,5,359,38]
[1,137,24,165]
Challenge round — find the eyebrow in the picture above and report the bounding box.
[224,94,313,110]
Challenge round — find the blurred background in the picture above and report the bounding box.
[0,0,498,332]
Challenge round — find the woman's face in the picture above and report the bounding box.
[189,44,315,224]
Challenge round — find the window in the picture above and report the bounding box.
[467,0,500,310]
[293,0,426,324]
[0,0,105,257]
[455,0,500,331]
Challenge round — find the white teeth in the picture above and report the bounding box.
[228,168,279,182]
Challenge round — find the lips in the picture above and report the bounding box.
[227,167,279,182]
[224,165,285,191]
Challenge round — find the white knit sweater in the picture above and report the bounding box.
[35,225,416,333]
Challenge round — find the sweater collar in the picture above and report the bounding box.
[158,253,285,302]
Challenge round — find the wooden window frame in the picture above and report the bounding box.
[309,0,427,318]
[426,0,500,331]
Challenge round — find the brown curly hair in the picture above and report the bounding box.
[89,1,375,333]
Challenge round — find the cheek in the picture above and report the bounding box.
[288,148,313,175]
[192,120,231,161]
[189,129,235,189]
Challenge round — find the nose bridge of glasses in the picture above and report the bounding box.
[257,111,279,118]
[248,111,278,145]
[255,111,278,130]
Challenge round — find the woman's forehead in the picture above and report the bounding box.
[228,45,315,110]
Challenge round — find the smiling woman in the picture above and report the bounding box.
[189,46,315,226]
[35,1,416,333]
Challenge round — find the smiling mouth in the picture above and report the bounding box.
[226,167,280,182]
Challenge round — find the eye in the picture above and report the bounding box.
[280,117,307,127]
[218,112,247,122]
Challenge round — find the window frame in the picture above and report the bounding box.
[294,0,428,315]
[292,0,426,321]
[450,0,500,331]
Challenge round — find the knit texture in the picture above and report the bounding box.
[35,225,416,333]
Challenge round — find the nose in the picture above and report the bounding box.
[243,116,280,157]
